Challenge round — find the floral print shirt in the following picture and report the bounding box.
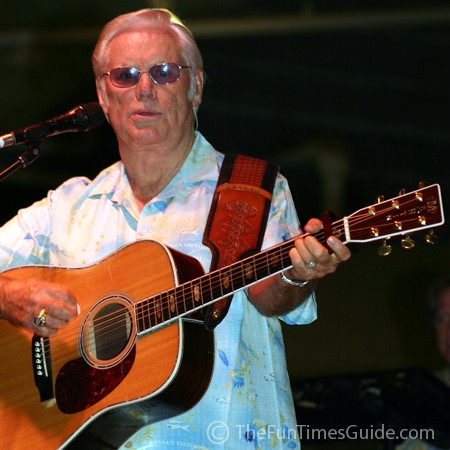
[0,132,317,449]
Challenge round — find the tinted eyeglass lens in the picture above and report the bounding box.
[108,64,182,87]
[149,64,180,84]
[110,68,140,87]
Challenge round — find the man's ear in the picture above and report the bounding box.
[192,68,204,108]
[95,77,110,119]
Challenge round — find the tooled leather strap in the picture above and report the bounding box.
[202,154,278,330]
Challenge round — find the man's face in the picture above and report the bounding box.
[97,28,202,150]
[434,287,450,365]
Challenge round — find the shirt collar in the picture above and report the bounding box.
[88,131,221,206]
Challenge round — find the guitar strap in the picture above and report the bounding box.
[202,153,279,330]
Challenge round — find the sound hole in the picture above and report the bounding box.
[82,296,136,369]
[91,304,129,359]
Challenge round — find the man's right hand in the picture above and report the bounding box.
[0,276,79,337]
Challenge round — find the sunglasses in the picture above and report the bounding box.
[103,63,191,88]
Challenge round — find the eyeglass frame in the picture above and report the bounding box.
[102,62,192,88]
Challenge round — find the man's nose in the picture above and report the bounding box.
[136,72,156,98]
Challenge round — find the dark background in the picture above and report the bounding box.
[0,1,449,448]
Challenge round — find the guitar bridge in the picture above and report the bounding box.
[31,334,55,405]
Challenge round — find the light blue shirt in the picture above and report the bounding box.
[0,132,317,449]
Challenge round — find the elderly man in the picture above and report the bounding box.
[0,9,350,449]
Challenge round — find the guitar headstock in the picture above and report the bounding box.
[342,184,444,248]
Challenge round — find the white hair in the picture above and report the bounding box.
[92,8,203,101]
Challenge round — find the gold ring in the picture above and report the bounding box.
[33,309,47,327]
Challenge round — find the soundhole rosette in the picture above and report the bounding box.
[79,293,136,369]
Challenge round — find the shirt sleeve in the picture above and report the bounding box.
[0,197,52,269]
[0,175,93,270]
[262,172,318,326]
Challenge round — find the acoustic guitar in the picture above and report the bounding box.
[0,183,444,449]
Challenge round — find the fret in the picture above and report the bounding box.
[243,260,255,284]
[279,240,294,270]
[235,257,257,288]
[136,300,145,333]
[200,274,213,307]
[255,251,272,280]
[180,281,195,313]
[209,270,223,302]
[159,292,172,323]
[137,298,152,333]
[167,290,177,318]
[153,293,163,326]
[172,286,185,317]
[264,245,282,276]
[218,265,234,298]
[230,262,244,291]
[191,280,202,307]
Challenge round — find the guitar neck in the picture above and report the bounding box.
[135,182,444,333]
[135,235,303,332]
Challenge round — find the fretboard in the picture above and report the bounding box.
[135,236,303,333]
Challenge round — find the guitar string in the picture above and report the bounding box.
[43,203,431,361]
[43,213,431,363]
[43,230,303,363]
[42,196,436,361]
[120,209,435,339]
[128,199,434,331]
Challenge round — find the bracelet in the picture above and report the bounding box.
[280,271,309,287]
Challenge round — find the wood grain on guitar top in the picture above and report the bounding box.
[0,240,214,449]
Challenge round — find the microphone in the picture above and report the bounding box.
[0,102,105,149]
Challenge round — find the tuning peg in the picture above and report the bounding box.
[378,238,392,257]
[374,195,393,256]
[425,229,438,245]
[401,235,415,250]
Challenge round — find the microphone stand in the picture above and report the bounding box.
[0,143,40,183]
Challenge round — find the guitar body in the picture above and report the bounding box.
[0,240,214,449]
